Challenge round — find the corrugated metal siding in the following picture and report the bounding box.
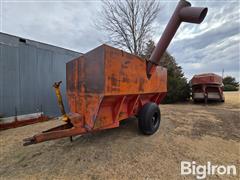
[0,33,81,117]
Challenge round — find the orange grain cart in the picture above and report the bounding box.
[23,0,207,145]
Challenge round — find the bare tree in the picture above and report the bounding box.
[98,0,160,56]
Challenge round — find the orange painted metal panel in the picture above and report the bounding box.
[104,45,167,95]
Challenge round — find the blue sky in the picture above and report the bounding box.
[1,0,239,81]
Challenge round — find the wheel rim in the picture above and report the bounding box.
[152,112,159,128]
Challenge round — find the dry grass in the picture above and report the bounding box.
[224,91,240,108]
[0,92,239,180]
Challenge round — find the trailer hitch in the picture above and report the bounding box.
[22,121,81,146]
[23,123,74,146]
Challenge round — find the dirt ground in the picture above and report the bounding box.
[0,92,239,180]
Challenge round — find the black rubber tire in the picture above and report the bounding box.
[138,102,161,135]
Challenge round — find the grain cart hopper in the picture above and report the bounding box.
[23,0,207,146]
[191,73,225,103]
